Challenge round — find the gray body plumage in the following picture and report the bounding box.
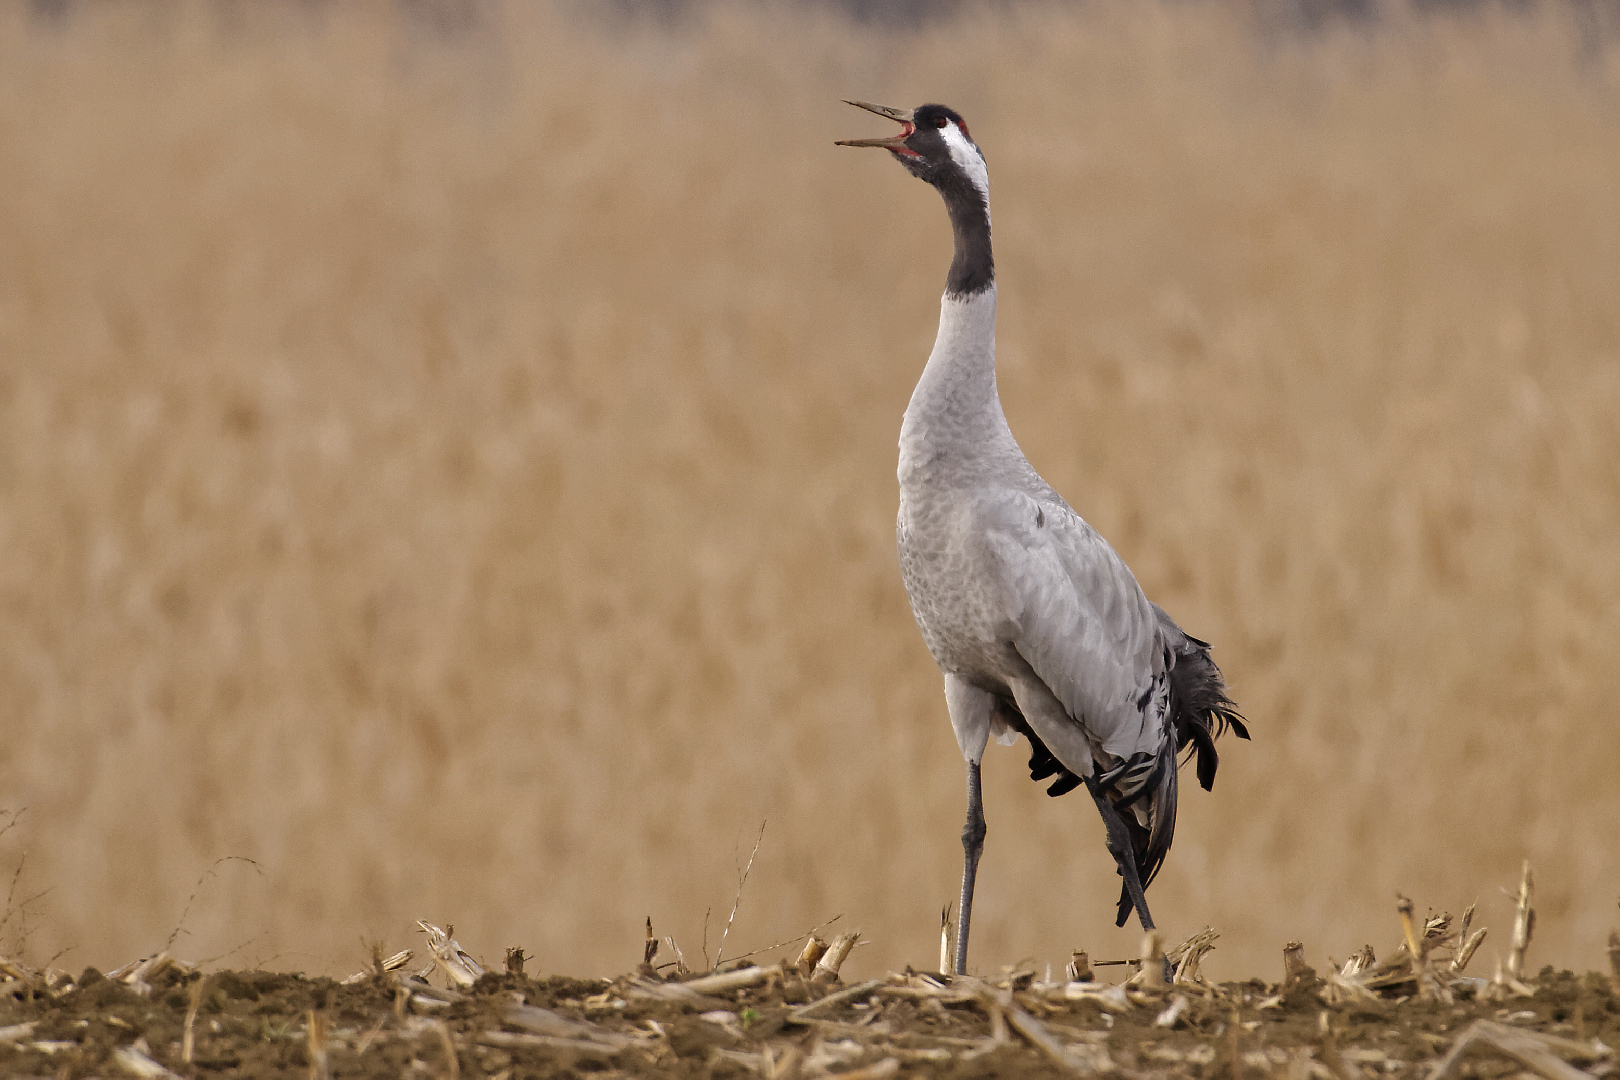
[898,286,1169,806]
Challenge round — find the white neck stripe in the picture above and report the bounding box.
[941,122,989,215]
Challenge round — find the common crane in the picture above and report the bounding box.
[837,101,1247,975]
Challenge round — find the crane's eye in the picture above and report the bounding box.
[934,117,949,128]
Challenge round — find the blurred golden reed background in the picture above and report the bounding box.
[1,0,1617,983]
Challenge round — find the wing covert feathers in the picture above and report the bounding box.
[1014,603,1244,927]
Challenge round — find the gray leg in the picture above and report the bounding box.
[1084,775,1154,931]
[954,761,986,975]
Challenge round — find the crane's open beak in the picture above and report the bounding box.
[835,100,917,152]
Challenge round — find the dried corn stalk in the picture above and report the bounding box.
[1451,904,1487,973]
[1507,862,1536,983]
[796,936,828,978]
[307,1010,330,1080]
[813,931,861,984]
[1282,942,1311,990]
[1427,1019,1599,1080]
[181,976,206,1063]
[1139,931,1166,990]
[1398,896,1423,961]
[1169,927,1218,985]
[640,917,659,976]
[117,952,194,997]
[114,1038,182,1079]
[1323,893,1490,1005]
[417,921,485,989]
[999,990,1088,1071]
[1341,945,1376,977]
[342,948,412,986]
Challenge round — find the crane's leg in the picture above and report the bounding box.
[1084,774,1154,931]
[954,760,986,975]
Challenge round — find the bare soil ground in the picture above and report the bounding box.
[2,950,1617,1079]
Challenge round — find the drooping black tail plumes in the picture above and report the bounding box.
[1105,604,1248,926]
[1153,602,1248,792]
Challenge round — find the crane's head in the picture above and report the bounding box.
[836,100,988,206]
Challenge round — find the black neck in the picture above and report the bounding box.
[939,174,994,298]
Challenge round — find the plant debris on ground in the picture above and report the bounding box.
[3,867,1620,1078]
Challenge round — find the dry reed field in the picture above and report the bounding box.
[1,0,1618,1000]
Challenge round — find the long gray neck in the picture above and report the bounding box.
[899,285,1019,483]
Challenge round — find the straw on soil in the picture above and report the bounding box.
[0,881,1615,1080]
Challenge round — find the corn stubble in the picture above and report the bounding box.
[0,877,1615,1078]
[0,0,1617,984]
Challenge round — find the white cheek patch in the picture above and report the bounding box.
[941,122,990,213]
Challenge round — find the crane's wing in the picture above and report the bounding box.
[975,484,1182,925]
[972,483,1247,926]
[975,486,1164,762]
